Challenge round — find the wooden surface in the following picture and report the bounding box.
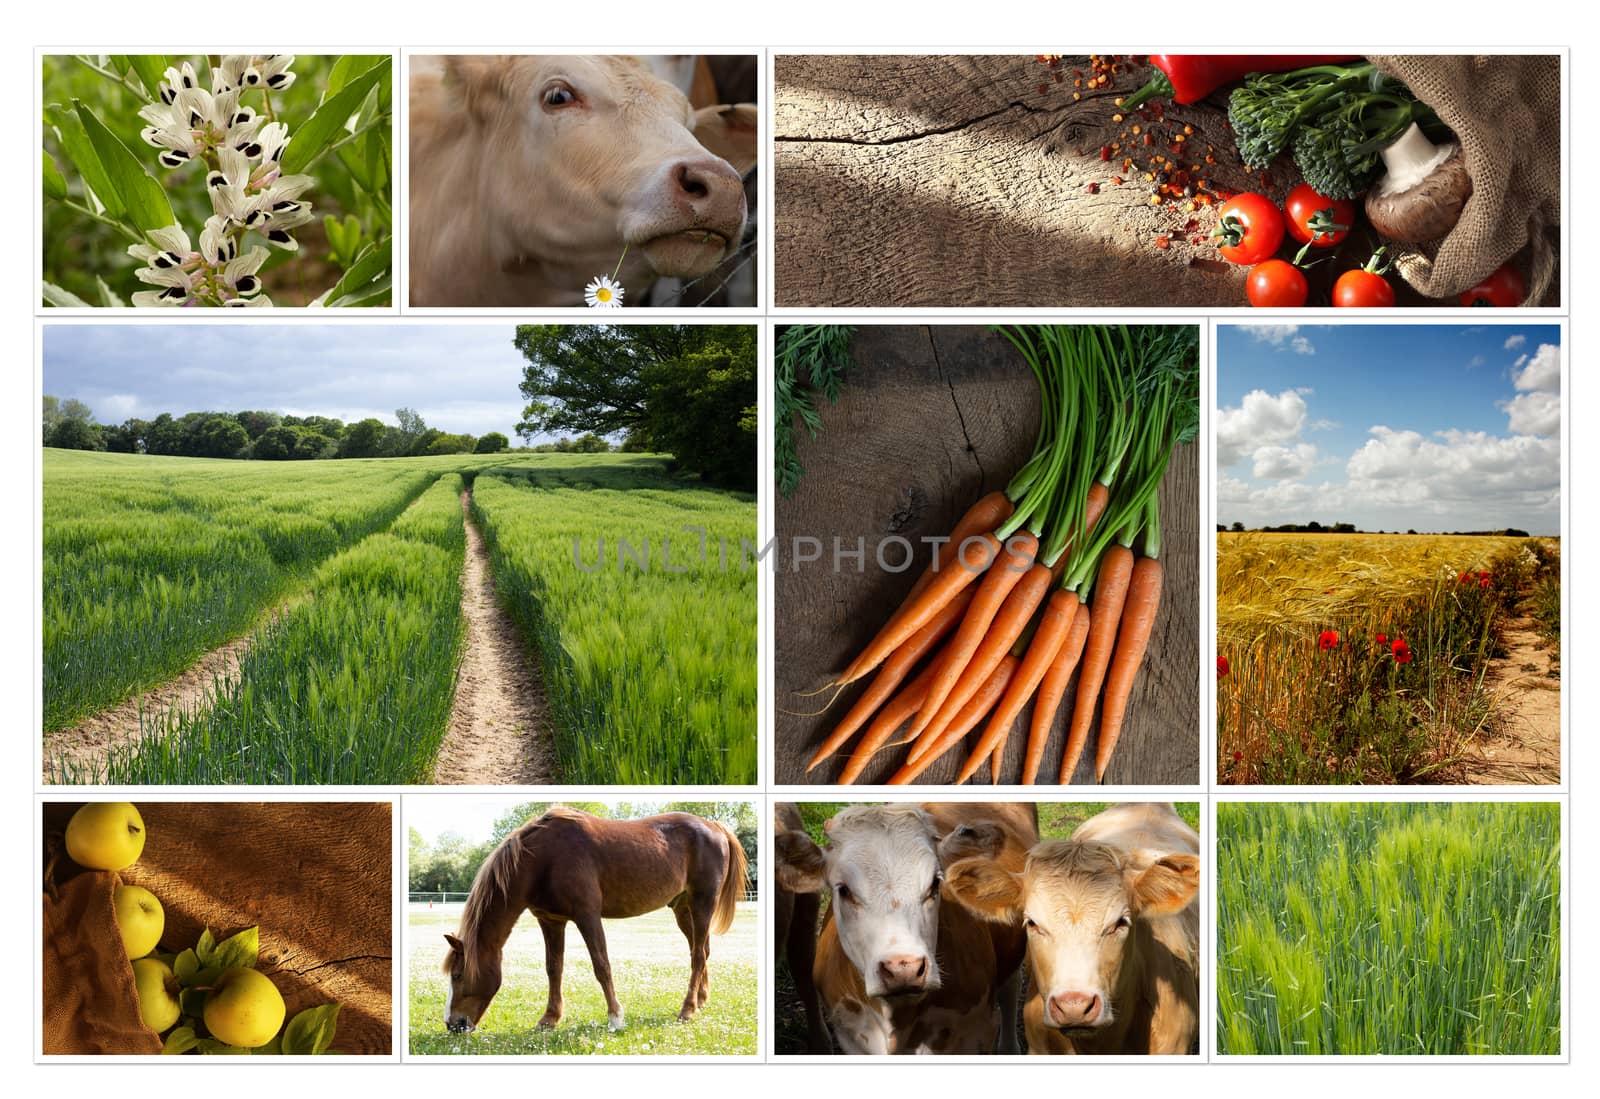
[774,326,1198,786]
[774,54,1441,308]
[45,802,393,1055]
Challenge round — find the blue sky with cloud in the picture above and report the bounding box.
[43,324,539,442]
[1217,324,1562,535]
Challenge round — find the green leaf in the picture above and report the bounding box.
[42,151,66,201]
[257,1031,284,1055]
[318,240,391,307]
[197,1039,253,1055]
[44,104,123,220]
[195,927,217,965]
[211,926,260,970]
[280,1003,341,1056]
[73,99,173,232]
[172,948,200,984]
[179,988,209,1018]
[282,57,389,174]
[41,281,92,308]
[189,965,224,989]
[94,276,126,308]
[127,56,167,99]
[162,1025,199,1055]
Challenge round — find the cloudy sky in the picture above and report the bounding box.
[1217,324,1562,535]
[43,324,539,442]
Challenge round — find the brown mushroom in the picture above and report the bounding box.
[1364,122,1473,243]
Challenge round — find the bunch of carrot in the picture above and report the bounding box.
[803,324,1198,785]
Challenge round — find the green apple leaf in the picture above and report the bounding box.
[257,1031,284,1055]
[195,927,217,965]
[211,926,260,970]
[42,151,66,201]
[172,948,200,984]
[179,988,209,1018]
[197,1039,252,1055]
[41,281,92,308]
[188,965,223,989]
[281,1003,341,1055]
[280,57,388,174]
[162,1026,199,1055]
[73,99,174,232]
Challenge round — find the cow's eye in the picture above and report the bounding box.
[1108,914,1131,936]
[834,882,854,904]
[926,873,942,901]
[1024,916,1039,933]
[541,82,578,109]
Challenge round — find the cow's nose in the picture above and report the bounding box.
[1048,991,1102,1028]
[877,954,929,993]
[670,157,745,225]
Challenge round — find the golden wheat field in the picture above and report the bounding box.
[1217,532,1559,785]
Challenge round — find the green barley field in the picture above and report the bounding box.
[43,448,755,785]
[408,902,758,1056]
[1217,802,1561,1055]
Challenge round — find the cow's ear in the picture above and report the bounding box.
[936,821,1004,868]
[445,55,512,122]
[943,856,1023,923]
[775,829,827,894]
[692,103,758,177]
[1131,854,1199,916]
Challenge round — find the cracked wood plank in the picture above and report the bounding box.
[774,325,1198,785]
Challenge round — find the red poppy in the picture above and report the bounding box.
[1217,656,1230,679]
[1318,629,1340,650]
[1232,751,1243,762]
[1392,638,1413,664]
[1375,633,1387,645]
[1480,577,1491,589]
[1458,572,1470,583]
[1478,571,1490,580]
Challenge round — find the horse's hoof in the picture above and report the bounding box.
[536,1015,561,1030]
[607,1013,626,1032]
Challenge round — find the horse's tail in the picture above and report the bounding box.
[710,820,748,936]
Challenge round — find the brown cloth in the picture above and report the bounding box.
[42,802,393,1055]
[42,870,163,1055]
[1370,54,1561,304]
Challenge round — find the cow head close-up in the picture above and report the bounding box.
[439,55,751,283]
[946,840,1198,1037]
[775,804,967,1001]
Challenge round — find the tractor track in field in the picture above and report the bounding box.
[433,488,557,785]
[1461,609,1561,785]
[41,597,303,783]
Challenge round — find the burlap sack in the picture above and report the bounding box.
[1369,55,1561,304]
[42,802,393,1055]
[42,870,163,1055]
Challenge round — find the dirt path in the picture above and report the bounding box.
[1462,612,1561,785]
[41,599,299,783]
[433,489,557,785]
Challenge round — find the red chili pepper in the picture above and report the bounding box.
[1120,54,1362,109]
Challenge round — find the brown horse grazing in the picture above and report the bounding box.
[442,806,748,1033]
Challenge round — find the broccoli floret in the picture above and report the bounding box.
[1227,62,1380,169]
[1291,95,1439,200]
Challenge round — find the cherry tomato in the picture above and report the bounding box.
[1246,260,1308,307]
[1459,263,1526,307]
[1213,193,1285,265]
[1284,184,1354,248]
[1333,269,1395,307]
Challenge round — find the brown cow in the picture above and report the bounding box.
[775,803,1037,1054]
[409,55,755,307]
[946,802,1199,1055]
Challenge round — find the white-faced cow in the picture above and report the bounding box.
[775,802,1037,1055]
[946,802,1199,1055]
[409,55,756,307]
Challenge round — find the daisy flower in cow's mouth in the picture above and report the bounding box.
[585,275,624,308]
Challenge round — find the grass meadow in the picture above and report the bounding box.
[1217,801,1560,1056]
[409,902,758,1056]
[1217,533,1560,784]
[472,457,757,784]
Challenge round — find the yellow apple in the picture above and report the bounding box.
[65,802,146,871]
[112,884,164,958]
[204,967,285,1049]
[132,957,180,1033]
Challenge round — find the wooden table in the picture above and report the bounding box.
[773,325,1199,785]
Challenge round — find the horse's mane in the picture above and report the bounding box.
[455,806,594,982]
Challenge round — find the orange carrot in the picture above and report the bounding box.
[1094,556,1163,783]
[887,656,1019,785]
[958,590,1080,785]
[1061,545,1135,783]
[806,588,975,771]
[837,492,1013,683]
[835,534,1001,687]
[836,660,944,784]
[1023,600,1091,784]
[905,562,1051,767]
[909,532,1039,739]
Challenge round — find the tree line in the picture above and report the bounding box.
[407,802,759,897]
[1219,520,1532,537]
